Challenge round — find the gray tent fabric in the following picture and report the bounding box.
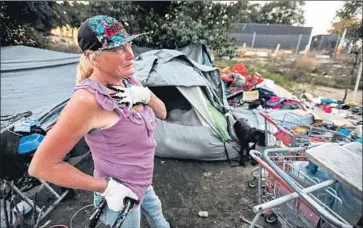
[134,46,228,114]
[154,118,238,161]
[133,44,229,114]
[178,44,212,65]
[177,87,220,136]
[1,46,78,117]
[1,46,80,72]
[133,47,239,160]
[132,44,212,65]
[134,49,215,87]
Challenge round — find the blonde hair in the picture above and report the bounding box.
[76,54,93,84]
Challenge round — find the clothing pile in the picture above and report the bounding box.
[220,62,264,94]
[220,62,303,111]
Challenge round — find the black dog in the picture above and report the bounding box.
[233,118,266,166]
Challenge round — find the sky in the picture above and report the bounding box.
[303,1,344,36]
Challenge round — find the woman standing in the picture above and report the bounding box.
[29,15,172,228]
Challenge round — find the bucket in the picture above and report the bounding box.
[18,133,44,154]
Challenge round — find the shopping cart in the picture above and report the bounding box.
[260,112,353,147]
[88,197,139,228]
[248,147,353,228]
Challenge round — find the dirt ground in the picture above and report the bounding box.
[294,84,363,103]
[32,155,278,228]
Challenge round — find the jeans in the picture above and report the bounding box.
[94,186,170,228]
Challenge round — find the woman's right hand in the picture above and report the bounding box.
[101,178,139,212]
[107,84,151,109]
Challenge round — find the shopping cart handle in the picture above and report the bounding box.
[88,197,139,228]
[124,196,139,206]
[89,199,106,228]
[263,147,353,228]
[112,197,139,228]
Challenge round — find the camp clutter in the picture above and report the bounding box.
[218,61,362,228]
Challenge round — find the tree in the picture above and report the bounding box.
[329,18,361,41]
[334,1,363,41]
[236,0,305,25]
[0,1,56,47]
[2,1,306,57]
[234,2,262,23]
[52,1,88,28]
[83,1,239,57]
[331,1,362,102]
[258,0,305,25]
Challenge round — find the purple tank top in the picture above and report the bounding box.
[74,78,156,201]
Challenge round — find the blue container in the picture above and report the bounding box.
[338,128,350,137]
[18,133,45,155]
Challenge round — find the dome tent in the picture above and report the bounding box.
[132,44,239,160]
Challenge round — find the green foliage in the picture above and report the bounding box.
[0,1,55,47]
[128,2,239,57]
[52,1,90,28]
[235,0,305,26]
[335,1,363,40]
[1,1,307,56]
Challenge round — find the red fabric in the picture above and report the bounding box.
[244,73,264,90]
[322,104,332,113]
[220,74,234,83]
[232,62,247,76]
[274,130,293,145]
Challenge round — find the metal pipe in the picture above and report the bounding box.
[38,190,69,223]
[257,164,262,204]
[263,147,352,228]
[253,179,335,213]
[249,150,294,192]
[8,182,41,213]
[248,211,263,228]
[39,180,61,198]
[250,149,326,218]
[241,216,263,228]
[251,32,256,48]
[264,113,269,146]
[296,34,302,54]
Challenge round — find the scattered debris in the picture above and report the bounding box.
[198,211,209,218]
[203,172,212,177]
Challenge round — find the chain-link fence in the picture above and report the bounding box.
[231,23,313,52]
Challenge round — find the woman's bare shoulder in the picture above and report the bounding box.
[58,89,101,125]
[71,88,99,106]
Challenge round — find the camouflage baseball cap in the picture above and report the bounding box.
[77,15,148,52]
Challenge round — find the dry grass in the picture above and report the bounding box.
[294,55,320,72]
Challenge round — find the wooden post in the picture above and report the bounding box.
[353,61,363,101]
[273,43,280,56]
